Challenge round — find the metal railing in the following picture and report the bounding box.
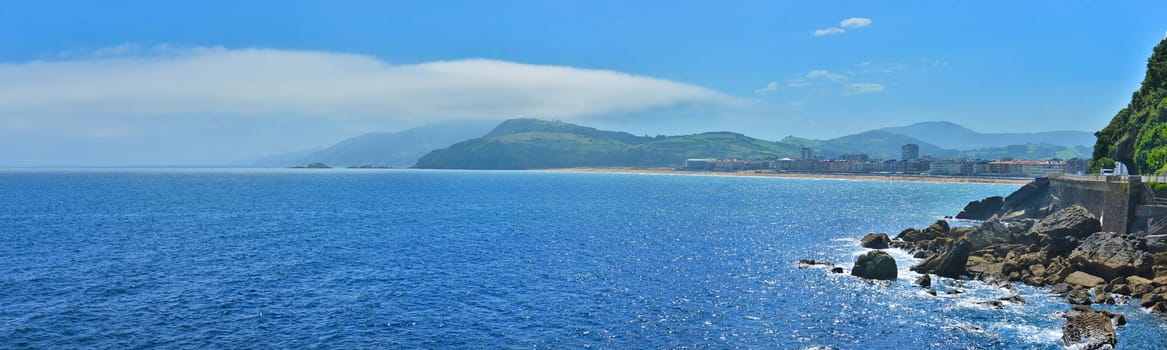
[1141,174,1167,184]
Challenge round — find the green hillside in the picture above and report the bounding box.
[414,119,798,169]
[1092,37,1167,174]
[959,144,1090,161]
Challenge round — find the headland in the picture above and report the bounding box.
[840,175,1167,348]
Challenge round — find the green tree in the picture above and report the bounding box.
[1092,37,1167,174]
[1088,157,1115,174]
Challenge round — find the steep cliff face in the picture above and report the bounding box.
[1092,38,1167,174]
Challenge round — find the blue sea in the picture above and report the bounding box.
[2,169,1164,348]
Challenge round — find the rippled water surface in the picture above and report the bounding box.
[2,169,1164,348]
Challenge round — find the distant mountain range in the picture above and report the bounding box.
[413,119,1093,169]
[878,121,1094,150]
[257,118,1094,169]
[255,120,498,168]
[781,123,1092,161]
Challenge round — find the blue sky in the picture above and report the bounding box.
[1,1,1166,165]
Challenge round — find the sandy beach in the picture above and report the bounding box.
[547,167,1033,185]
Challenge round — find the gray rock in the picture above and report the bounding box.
[974,300,1005,309]
[851,250,898,281]
[911,239,972,278]
[1143,234,1167,253]
[924,220,950,236]
[896,228,939,243]
[1029,205,1101,240]
[1061,306,1118,350]
[956,196,1004,221]
[978,272,1011,289]
[1151,302,1167,314]
[1039,234,1080,258]
[1050,283,1072,296]
[998,177,1052,219]
[1068,232,1153,280]
[1066,289,1093,305]
[960,221,1015,250]
[798,259,832,268]
[998,295,1026,304]
[914,274,931,288]
[859,233,891,249]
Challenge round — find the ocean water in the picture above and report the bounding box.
[2,169,1164,349]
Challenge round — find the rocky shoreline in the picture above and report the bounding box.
[835,177,1167,349]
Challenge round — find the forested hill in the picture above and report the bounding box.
[1092,37,1167,174]
[413,119,799,169]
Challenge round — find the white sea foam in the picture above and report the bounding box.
[991,322,1062,344]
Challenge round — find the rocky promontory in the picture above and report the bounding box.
[888,179,1167,313]
[875,176,1167,347]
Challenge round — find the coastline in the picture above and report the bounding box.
[547,167,1033,185]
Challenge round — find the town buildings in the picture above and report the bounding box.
[679,144,1089,178]
[902,144,920,161]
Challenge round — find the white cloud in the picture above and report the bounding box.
[844,83,885,95]
[814,27,845,36]
[814,17,871,37]
[840,17,872,29]
[754,81,779,95]
[806,69,848,82]
[0,46,736,125]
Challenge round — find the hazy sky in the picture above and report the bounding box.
[2,0,1166,166]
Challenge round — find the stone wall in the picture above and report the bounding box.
[1047,175,1149,235]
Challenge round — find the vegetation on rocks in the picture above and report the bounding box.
[1092,37,1167,174]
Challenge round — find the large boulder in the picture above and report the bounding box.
[1143,234,1167,253]
[911,239,971,278]
[924,220,950,236]
[895,228,933,243]
[960,219,1026,250]
[1061,306,1118,350]
[1066,289,1093,305]
[859,233,891,249]
[998,177,1052,219]
[1126,276,1155,296]
[851,250,898,281]
[1065,271,1106,289]
[1141,291,1167,308]
[893,223,957,258]
[1039,234,1080,258]
[955,196,1004,221]
[1068,232,1154,281]
[1029,205,1101,239]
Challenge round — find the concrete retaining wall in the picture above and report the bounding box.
[1048,175,1149,235]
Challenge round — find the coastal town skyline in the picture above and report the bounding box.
[1,1,1166,166]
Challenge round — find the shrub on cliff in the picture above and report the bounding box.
[1092,37,1167,174]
